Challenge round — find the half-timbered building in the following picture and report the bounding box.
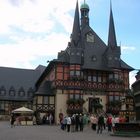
[0,65,45,120]
[35,1,134,124]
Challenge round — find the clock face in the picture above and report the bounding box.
[87,33,94,42]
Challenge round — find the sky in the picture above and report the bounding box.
[0,0,140,87]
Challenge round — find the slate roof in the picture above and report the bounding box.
[35,81,54,96]
[57,1,134,72]
[0,66,44,101]
[120,60,134,70]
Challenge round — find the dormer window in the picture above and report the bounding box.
[0,90,6,96]
[0,86,6,96]
[18,87,25,97]
[92,55,97,61]
[9,86,15,96]
[114,57,118,60]
[108,56,112,60]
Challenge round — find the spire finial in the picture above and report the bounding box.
[108,0,117,47]
[71,0,80,46]
[110,0,112,10]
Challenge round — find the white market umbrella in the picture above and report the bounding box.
[12,107,33,113]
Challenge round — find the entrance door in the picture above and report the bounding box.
[89,98,100,113]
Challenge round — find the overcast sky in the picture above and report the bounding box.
[0,0,140,86]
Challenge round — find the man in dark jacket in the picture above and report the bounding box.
[97,115,104,134]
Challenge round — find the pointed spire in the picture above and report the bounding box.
[108,1,117,47]
[71,0,81,46]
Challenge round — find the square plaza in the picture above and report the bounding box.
[0,121,139,140]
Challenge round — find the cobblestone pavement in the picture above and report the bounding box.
[0,121,139,140]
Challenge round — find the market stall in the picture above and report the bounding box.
[12,107,34,125]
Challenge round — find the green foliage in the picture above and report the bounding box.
[108,100,121,107]
[66,98,85,105]
[93,103,103,109]
[66,108,83,114]
[108,78,124,84]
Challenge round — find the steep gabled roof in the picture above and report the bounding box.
[120,60,134,71]
[108,3,117,47]
[71,0,81,47]
[35,81,54,96]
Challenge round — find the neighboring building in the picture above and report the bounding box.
[132,71,140,121]
[0,65,45,119]
[35,1,134,124]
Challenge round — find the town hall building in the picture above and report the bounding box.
[34,1,134,123]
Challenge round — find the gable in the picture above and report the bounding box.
[81,26,109,70]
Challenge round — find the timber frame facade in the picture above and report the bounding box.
[35,1,134,123]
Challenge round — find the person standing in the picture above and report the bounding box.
[10,114,15,128]
[49,113,53,125]
[66,115,71,132]
[107,114,112,132]
[59,112,63,125]
[75,114,79,131]
[79,114,83,131]
[97,115,104,134]
[71,114,75,132]
[90,114,97,130]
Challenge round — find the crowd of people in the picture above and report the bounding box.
[59,113,127,134]
[10,111,128,133]
[42,113,53,125]
[60,113,88,132]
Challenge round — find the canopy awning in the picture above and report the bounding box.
[12,107,33,113]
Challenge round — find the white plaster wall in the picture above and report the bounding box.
[55,90,67,124]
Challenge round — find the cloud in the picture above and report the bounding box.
[0,32,69,68]
[0,0,83,68]
[121,45,136,53]
[129,71,136,88]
